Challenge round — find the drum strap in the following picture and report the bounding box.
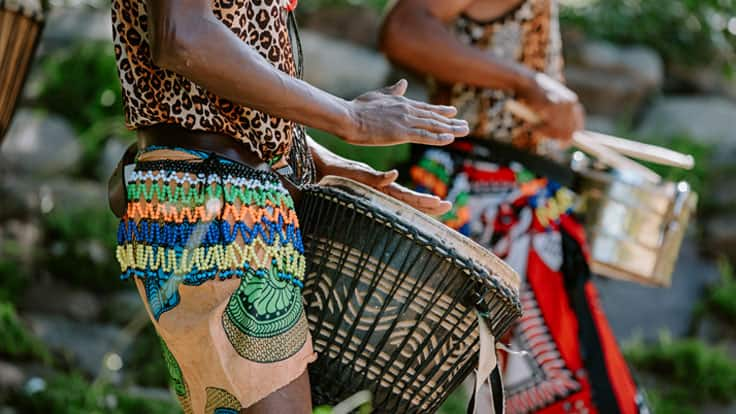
[468,314,505,414]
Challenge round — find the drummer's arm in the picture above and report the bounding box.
[380,0,584,139]
[379,0,537,93]
[145,0,468,147]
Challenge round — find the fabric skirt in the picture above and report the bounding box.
[115,151,315,413]
[410,143,650,414]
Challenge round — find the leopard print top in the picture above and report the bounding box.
[432,0,563,152]
[111,0,298,163]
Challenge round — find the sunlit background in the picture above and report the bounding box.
[1,0,735,413]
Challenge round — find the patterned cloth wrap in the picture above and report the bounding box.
[411,146,650,414]
[116,152,315,413]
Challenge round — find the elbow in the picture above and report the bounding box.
[150,16,197,72]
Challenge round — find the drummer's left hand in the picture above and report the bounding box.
[309,138,452,216]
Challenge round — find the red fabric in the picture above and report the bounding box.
[285,0,298,11]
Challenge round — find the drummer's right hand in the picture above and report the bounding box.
[518,72,585,141]
[341,79,469,146]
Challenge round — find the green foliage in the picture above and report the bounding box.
[309,128,411,172]
[0,301,51,363]
[634,133,713,199]
[438,387,468,414]
[8,372,181,414]
[700,258,736,323]
[125,325,170,389]
[0,241,30,305]
[561,0,736,74]
[625,335,736,405]
[36,40,134,174]
[644,389,697,414]
[42,207,122,293]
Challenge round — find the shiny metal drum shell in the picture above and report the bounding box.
[577,169,697,287]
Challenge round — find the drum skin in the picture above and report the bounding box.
[298,176,521,413]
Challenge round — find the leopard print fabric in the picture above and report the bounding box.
[111,0,297,163]
[431,0,563,152]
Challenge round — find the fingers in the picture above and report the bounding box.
[381,79,408,97]
[405,128,456,146]
[408,115,469,136]
[409,100,458,118]
[332,162,399,188]
[382,183,453,216]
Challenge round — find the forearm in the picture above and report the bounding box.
[380,7,535,93]
[152,8,354,139]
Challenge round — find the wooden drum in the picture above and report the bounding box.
[298,176,521,413]
[0,0,44,142]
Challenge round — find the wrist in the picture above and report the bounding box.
[512,67,537,97]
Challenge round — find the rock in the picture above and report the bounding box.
[668,64,736,100]
[97,138,132,181]
[593,235,720,341]
[0,220,42,263]
[300,6,382,48]
[22,279,102,322]
[301,30,391,99]
[41,6,112,49]
[0,361,25,392]
[564,41,663,117]
[103,290,144,325]
[26,313,132,377]
[585,115,618,135]
[1,109,82,176]
[701,402,736,414]
[703,214,736,262]
[1,174,106,218]
[637,96,736,146]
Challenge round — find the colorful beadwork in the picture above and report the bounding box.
[116,160,306,321]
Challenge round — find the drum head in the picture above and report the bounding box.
[317,176,520,293]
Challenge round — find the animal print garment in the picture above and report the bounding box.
[111,0,298,164]
[430,0,563,153]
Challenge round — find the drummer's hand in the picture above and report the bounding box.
[518,72,585,141]
[311,142,452,216]
[341,79,469,146]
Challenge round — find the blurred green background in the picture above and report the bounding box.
[1,0,735,413]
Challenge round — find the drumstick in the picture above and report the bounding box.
[580,130,695,170]
[504,100,662,183]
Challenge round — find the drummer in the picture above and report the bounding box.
[110,1,468,413]
[381,1,649,413]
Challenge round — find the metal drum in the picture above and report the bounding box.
[574,156,697,287]
[0,0,44,142]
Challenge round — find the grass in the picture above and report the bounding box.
[625,334,736,407]
[7,372,180,414]
[699,258,736,325]
[0,301,51,364]
[41,207,122,293]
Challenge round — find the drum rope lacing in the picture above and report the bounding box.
[302,185,523,328]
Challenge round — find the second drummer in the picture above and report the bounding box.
[381,1,649,413]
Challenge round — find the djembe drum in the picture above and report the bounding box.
[298,176,522,413]
[0,0,44,142]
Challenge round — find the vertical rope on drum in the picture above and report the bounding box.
[395,258,481,412]
[332,223,405,393]
[352,234,434,409]
[369,245,444,411]
[328,205,396,399]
